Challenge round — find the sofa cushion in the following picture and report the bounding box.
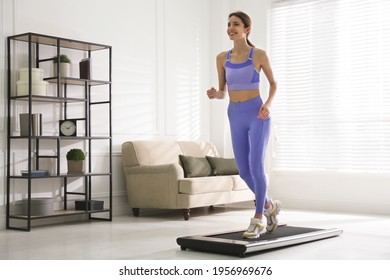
[206,156,239,175]
[231,175,249,191]
[179,155,212,178]
[179,176,233,194]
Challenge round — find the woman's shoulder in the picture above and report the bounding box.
[216,51,229,65]
[252,48,269,63]
[217,51,228,59]
[253,47,267,56]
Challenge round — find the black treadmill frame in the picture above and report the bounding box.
[177,226,343,257]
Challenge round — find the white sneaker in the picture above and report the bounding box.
[242,217,266,239]
[264,199,281,232]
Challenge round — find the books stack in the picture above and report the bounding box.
[21,170,50,177]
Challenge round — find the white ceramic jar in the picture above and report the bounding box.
[19,68,44,81]
[16,80,48,96]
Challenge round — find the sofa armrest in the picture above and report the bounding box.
[123,163,184,209]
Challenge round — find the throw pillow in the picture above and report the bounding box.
[179,155,212,178]
[206,156,239,175]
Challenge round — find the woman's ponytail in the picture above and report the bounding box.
[247,37,255,47]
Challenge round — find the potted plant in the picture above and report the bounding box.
[53,54,71,77]
[66,148,85,174]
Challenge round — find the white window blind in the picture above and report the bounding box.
[269,0,390,172]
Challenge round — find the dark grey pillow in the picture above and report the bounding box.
[179,155,212,178]
[206,156,239,175]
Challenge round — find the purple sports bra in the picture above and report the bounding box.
[225,47,260,91]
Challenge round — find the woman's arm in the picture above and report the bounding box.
[255,49,277,118]
[207,52,227,99]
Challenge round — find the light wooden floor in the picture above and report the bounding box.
[1,203,390,260]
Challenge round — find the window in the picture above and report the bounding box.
[269,0,390,172]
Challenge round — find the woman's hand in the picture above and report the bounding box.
[257,103,271,119]
[207,87,224,99]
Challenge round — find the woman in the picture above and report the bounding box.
[207,11,281,239]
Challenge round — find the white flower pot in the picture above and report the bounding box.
[54,63,71,77]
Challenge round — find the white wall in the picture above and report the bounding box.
[269,170,390,215]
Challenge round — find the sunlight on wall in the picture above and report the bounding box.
[175,18,202,140]
[114,56,157,135]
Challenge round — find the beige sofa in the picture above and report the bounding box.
[121,140,254,220]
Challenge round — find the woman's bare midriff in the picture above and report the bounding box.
[229,89,260,103]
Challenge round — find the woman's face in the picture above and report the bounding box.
[227,16,250,41]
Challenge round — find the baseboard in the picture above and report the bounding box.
[269,170,390,216]
[274,198,390,216]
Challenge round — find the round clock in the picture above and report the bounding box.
[59,120,77,136]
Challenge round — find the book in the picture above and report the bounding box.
[79,58,91,79]
[21,170,50,177]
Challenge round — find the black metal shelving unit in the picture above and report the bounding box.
[6,32,112,231]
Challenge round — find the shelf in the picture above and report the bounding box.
[9,209,111,220]
[8,32,110,51]
[10,135,111,140]
[10,172,111,179]
[10,95,86,103]
[45,77,111,86]
[7,32,112,231]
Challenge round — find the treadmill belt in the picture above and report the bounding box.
[177,225,342,257]
[209,225,322,241]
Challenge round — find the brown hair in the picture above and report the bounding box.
[228,11,255,47]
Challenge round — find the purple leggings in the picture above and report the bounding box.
[228,96,271,213]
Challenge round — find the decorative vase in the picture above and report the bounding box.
[54,63,71,77]
[67,160,85,174]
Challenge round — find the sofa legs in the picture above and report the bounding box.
[132,208,140,217]
[183,209,190,220]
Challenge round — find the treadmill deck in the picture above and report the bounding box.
[177,225,343,257]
